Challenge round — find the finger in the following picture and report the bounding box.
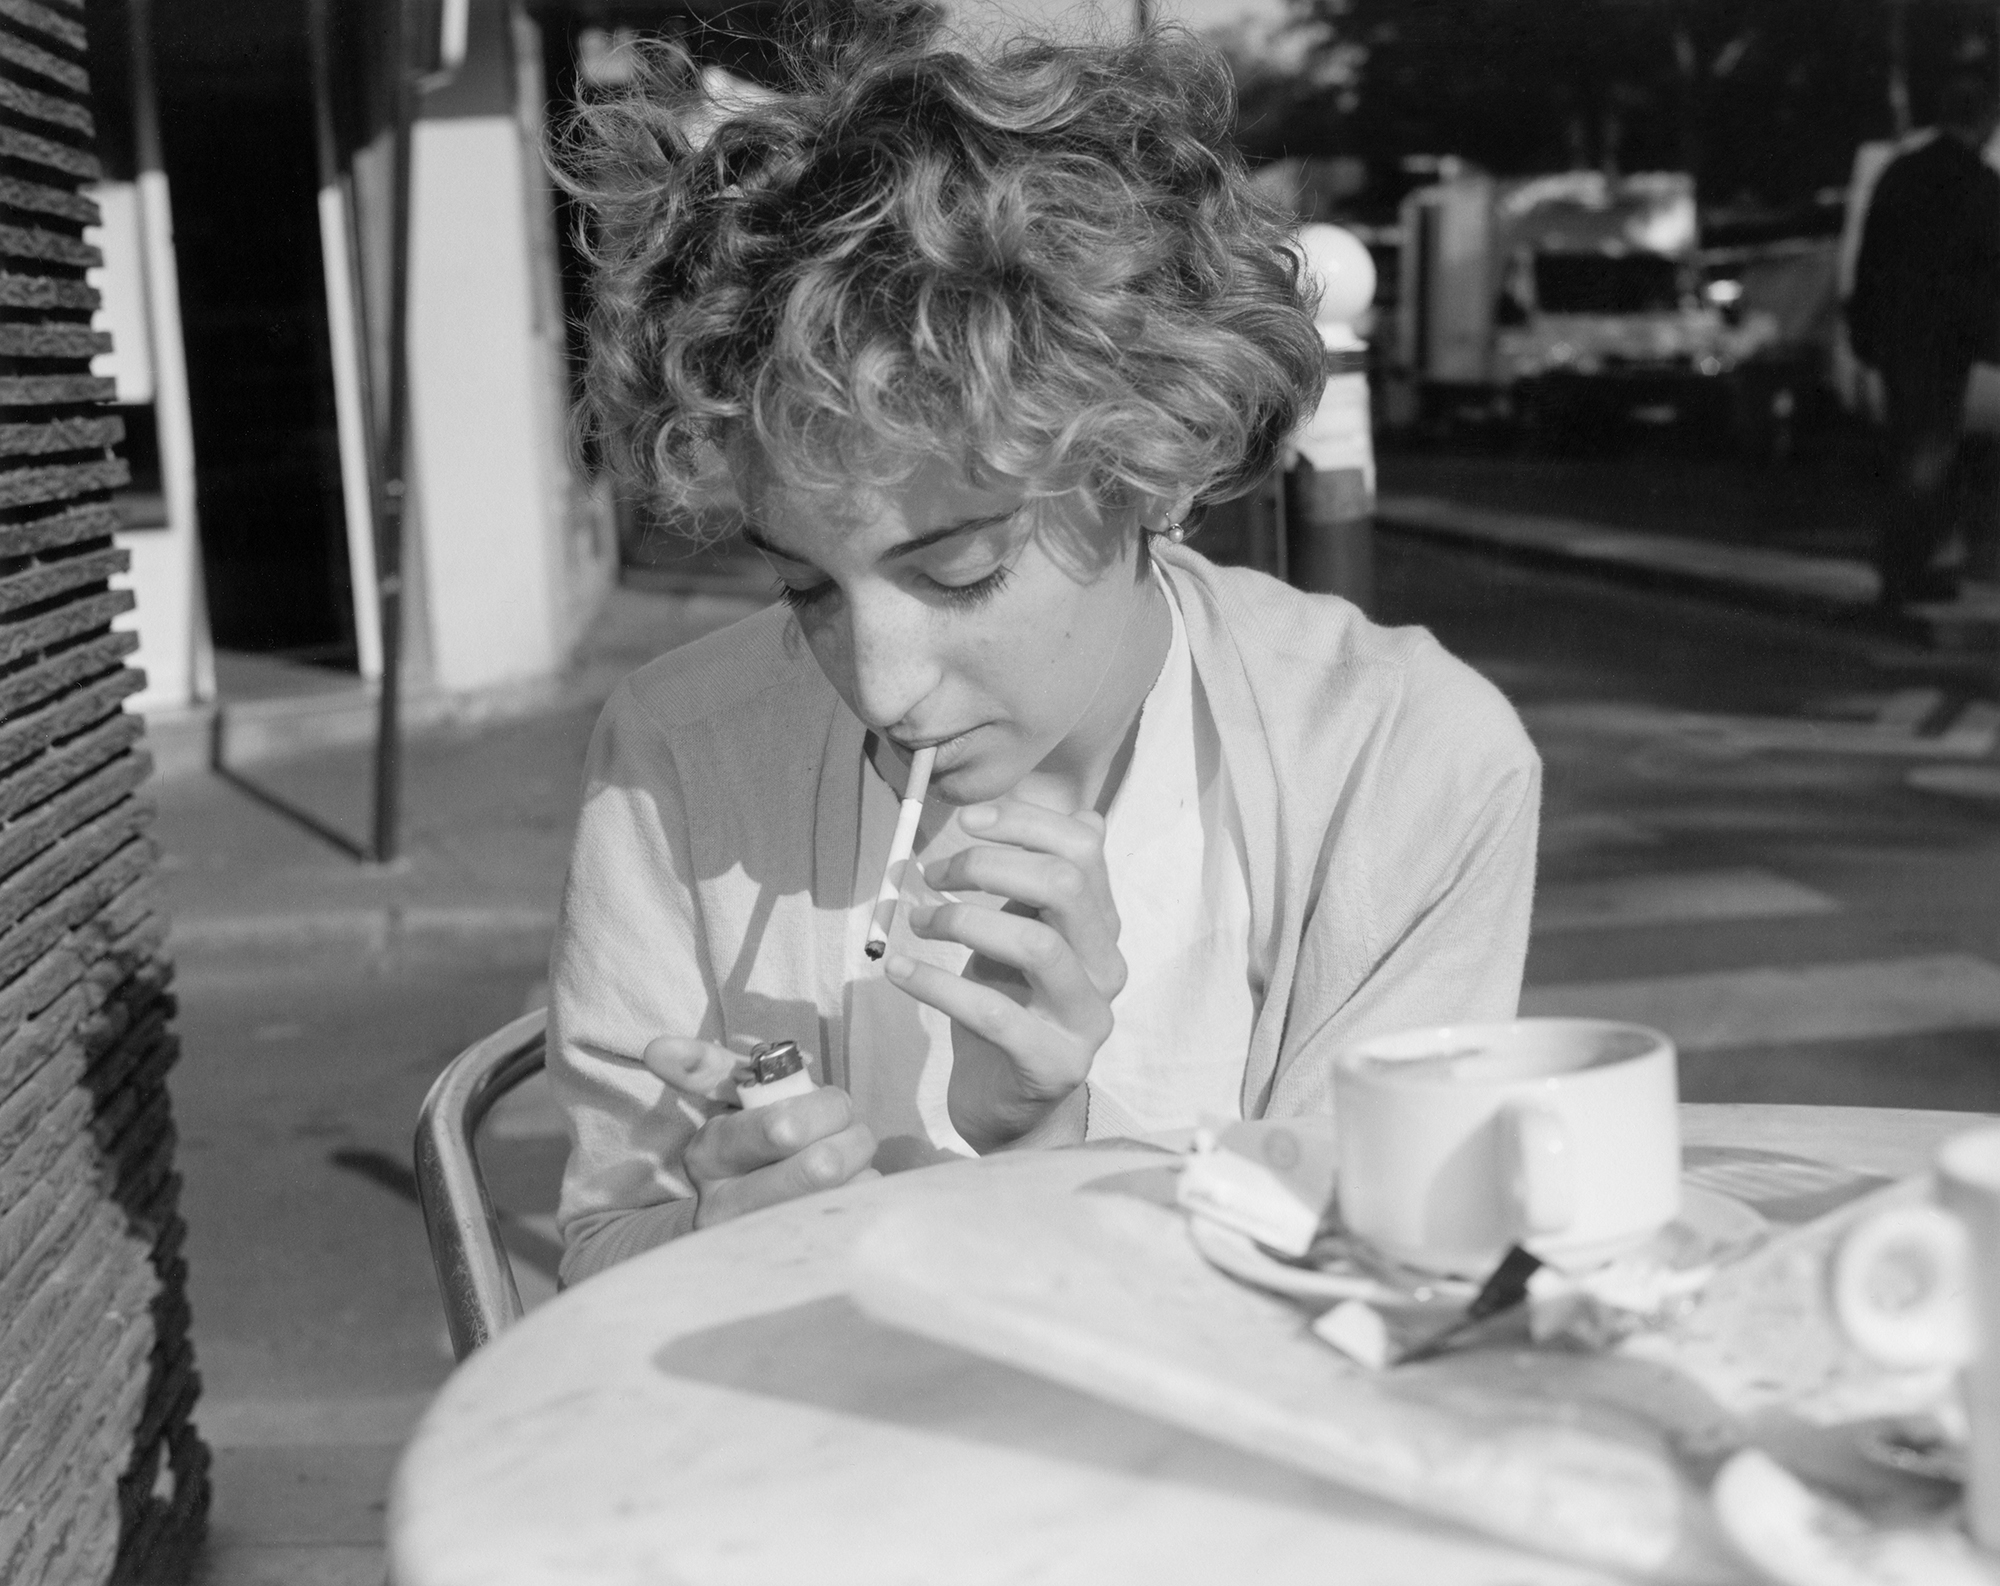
[696,1121,878,1227]
[922,846,1120,979]
[910,899,1125,1012]
[642,1035,743,1104]
[685,1086,855,1181]
[883,954,1101,1097]
[933,799,1113,907]
[957,799,1109,878]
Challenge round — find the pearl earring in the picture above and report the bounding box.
[1161,520,1188,544]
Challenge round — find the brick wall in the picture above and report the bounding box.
[0,2,208,1581]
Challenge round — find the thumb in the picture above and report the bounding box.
[641,1035,742,1104]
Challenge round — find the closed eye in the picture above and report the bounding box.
[923,564,1013,609]
[775,564,1014,614]
[775,578,836,612]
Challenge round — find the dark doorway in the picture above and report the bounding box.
[152,0,357,663]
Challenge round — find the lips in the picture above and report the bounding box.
[889,728,971,753]
[889,726,983,768]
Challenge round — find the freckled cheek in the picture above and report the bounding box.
[801,618,899,719]
[993,615,1090,717]
[802,623,852,694]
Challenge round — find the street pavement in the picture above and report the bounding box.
[1377,442,2000,641]
[1378,442,1885,564]
[1375,536,2000,1108]
[152,531,2000,1583]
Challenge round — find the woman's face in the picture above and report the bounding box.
[741,454,1167,808]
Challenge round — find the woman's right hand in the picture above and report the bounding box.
[642,1036,878,1229]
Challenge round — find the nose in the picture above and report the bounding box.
[828,584,941,731]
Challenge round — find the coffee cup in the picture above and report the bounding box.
[1830,1125,2000,1547]
[1332,1018,1681,1277]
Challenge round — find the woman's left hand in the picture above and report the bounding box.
[884,798,1126,1152]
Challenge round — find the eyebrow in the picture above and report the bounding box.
[740,510,1017,568]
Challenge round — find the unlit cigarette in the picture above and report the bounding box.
[865,745,936,961]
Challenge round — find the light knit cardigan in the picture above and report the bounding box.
[548,544,1542,1285]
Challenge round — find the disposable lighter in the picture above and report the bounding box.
[734,1039,817,1110]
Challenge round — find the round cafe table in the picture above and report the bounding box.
[388,1105,1979,1586]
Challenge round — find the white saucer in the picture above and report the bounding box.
[1187,1217,1424,1306]
[1188,1183,1769,1306]
[1638,1183,1771,1273]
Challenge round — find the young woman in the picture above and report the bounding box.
[549,4,1540,1285]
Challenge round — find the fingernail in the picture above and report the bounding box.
[960,804,997,830]
[907,903,937,931]
[884,954,915,979]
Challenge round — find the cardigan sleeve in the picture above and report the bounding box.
[1264,645,1542,1118]
[547,679,721,1286]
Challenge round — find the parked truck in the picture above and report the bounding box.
[1389,169,1763,441]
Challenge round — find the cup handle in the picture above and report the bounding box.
[1500,1101,1575,1239]
[1831,1204,1973,1371]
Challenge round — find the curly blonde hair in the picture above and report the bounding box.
[559,2,1325,518]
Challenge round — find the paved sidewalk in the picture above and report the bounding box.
[1376,491,2000,647]
[1374,448,2000,649]
[148,583,769,782]
[152,584,765,1586]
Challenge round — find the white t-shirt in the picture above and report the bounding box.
[842,571,1261,1166]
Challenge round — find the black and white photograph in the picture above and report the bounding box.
[5,0,2000,1581]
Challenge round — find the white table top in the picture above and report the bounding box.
[388,1105,1983,1586]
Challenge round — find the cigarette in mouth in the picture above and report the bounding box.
[865,744,936,961]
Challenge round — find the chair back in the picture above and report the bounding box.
[414,1008,548,1360]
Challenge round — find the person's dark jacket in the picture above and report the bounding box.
[1849,133,2000,427]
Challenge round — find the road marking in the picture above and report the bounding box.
[1909,766,2000,801]
[197,1391,435,1448]
[1539,813,1660,856]
[1534,869,1838,933]
[1525,698,2000,759]
[1375,493,1881,606]
[1522,953,2000,1051]
[170,905,558,952]
[1870,689,1943,732]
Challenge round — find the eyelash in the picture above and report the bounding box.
[777,564,1015,614]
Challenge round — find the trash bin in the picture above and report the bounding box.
[1289,224,1377,612]
[1287,454,1372,610]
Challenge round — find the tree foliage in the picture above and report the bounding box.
[1231,0,1995,217]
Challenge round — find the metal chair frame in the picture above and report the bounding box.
[413,1007,548,1361]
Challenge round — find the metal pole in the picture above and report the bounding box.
[372,0,418,865]
[1888,0,1912,138]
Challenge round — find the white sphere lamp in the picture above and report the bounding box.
[1297,223,1376,350]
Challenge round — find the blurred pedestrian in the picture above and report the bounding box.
[1848,73,2000,607]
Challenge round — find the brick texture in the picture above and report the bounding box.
[0,3,208,1581]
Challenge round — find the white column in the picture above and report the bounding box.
[308,0,385,681]
[403,0,587,694]
[94,0,211,714]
